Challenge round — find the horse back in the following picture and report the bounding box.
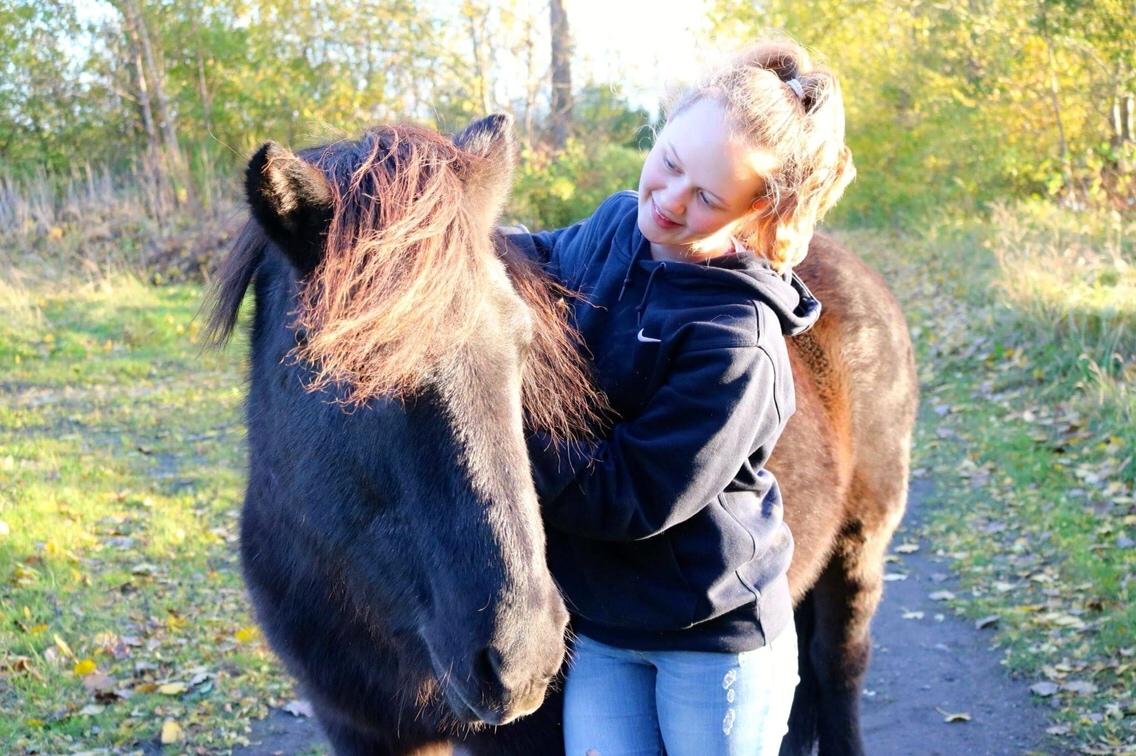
[775,232,917,601]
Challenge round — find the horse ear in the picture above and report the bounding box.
[246,141,334,276]
[452,114,516,229]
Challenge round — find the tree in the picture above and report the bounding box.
[548,0,573,149]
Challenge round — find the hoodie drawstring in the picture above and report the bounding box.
[635,263,666,326]
[617,250,636,302]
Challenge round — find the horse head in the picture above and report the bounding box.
[211,115,592,727]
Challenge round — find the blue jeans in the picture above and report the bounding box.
[562,625,799,756]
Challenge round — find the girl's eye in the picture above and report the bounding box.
[663,156,678,172]
[699,191,718,208]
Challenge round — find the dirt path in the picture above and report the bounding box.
[861,479,1058,755]
[237,479,1060,755]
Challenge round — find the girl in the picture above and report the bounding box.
[508,37,854,755]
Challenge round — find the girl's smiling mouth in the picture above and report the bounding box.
[652,199,681,229]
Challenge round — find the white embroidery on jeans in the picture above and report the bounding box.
[722,668,739,735]
[722,707,736,736]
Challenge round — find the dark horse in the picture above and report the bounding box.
[205,114,916,756]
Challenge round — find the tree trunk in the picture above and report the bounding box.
[463,1,493,115]
[121,2,168,220]
[122,0,193,208]
[549,0,573,150]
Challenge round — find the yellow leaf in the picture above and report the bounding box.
[73,659,97,676]
[936,706,972,723]
[53,634,75,660]
[158,682,188,696]
[28,624,48,635]
[234,626,260,644]
[160,719,184,744]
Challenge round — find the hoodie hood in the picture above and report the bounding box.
[618,234,821,337]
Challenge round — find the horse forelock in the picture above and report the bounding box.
[292,125,493,406]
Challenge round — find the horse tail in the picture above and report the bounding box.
[201,219,265,347]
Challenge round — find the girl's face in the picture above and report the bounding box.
[636,98,776,262]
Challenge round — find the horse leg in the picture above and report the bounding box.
[809,493,903,756]
[780,591,820,756]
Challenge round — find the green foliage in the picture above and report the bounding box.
[712,0,1136,225]
[507,139,644,230]
[572,84,654,150]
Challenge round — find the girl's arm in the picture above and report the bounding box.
[497,222,585,282]
[528,339,789,542]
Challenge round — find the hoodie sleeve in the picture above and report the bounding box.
[499,222,586,284]
[528,339,788,541]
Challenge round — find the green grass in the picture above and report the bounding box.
[847,208,1136,754]
[0,277,298,753]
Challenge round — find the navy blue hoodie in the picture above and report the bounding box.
[507,191,821,653]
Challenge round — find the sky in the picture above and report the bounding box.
[567,0,716,111]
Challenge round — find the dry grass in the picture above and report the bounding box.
[0,165,241,287]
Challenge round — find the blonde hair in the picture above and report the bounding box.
[666,38,855,272]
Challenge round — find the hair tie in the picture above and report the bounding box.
[785,78,805,100]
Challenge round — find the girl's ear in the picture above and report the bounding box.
[246,141,335,276]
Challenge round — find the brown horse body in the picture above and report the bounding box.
[775,234,917,754]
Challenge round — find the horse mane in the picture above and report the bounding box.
[495,235,611,443]
[204,124,607,443]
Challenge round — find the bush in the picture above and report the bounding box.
[506,139,644,231]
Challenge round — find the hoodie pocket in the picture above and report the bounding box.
[556,534,699,632]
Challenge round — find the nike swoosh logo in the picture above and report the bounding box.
[637,328,662,343]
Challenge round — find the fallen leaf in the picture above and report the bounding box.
[53,634,75,660]
[894,543,920,554]
[929,591,956,601]
[1030,681,1059,697]
[78,704,105,716]
[234,626,260,643]
[82,672,117,694]
[902,610,925,620]
[1060,680,1098,695]
[160,719,184,744]
[158,682,188,696]
[282,699,314,718]
[883,573,908,582]
[935,707,971,723]
[974,615,999,630]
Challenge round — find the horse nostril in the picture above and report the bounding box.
[476,646,505,687]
